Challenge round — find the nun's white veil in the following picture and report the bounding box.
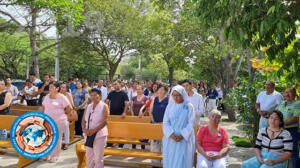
[170,85,189,104]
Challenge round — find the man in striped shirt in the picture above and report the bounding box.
[276,88,300,168]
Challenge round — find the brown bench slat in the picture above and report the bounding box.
[0,115,18,130]
[105,148,162,160]
[10,105,40,111]
[11,109,30,116]
[77,143,162,160]
[108,115,151,123]
[107,138,150,146]
[0,140,13,148]
[108,122,163,140]
[104,159,162,168]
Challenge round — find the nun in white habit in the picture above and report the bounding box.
[163,85,195,168]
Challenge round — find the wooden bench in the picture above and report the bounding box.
[108,115,151,123]
[107,116,151,146]
[76,122,199,168]
[0,115,38,168]
[76,122,164,168]
[10,109,38,116]
[10,105,40,111]
[10,105,40,116]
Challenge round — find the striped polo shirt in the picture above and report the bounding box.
[255,128,293,154]
[276,100,300,128]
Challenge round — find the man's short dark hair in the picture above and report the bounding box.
[90,88,102,95]
[267,80,275,87]
[26,79,32,83]
[5,77,11,80]
[44,74,50,77]
[113,79,121,84]
[69,78,74,81]
[29,73,36,76]
[180,79,193,85]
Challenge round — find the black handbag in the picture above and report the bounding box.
[85,112,98,148]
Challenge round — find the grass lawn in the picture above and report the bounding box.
[232,136,254,148]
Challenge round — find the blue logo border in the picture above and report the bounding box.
[10,112,59,159]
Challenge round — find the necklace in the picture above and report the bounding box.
[268,128,281,139]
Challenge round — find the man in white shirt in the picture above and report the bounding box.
[256,80,283,128]
[94,79,107,102]
[216,83,223,99]
[181,79,205,125]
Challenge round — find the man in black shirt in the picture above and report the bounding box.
[105,80,129,148]
[37,74,50,105]
[106,80,129,117]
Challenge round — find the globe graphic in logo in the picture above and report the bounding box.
[22,124,46,147]
[10,112,59,159]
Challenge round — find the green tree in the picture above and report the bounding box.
[0,0,84,77]
[77,0,149,80]
[193,0,300,82]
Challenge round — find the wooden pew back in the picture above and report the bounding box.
[0,115,18,130]
[108,122,163,140]
[10,105,40,116]
[10,105,40,111]
[108,115,151,123]
[10,109,32,116]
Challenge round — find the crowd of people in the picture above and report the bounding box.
[0,73,299,168]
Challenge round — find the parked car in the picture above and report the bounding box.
[12,79,26,92]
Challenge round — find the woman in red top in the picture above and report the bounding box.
[138,83,159,117]
[196,109,230,168]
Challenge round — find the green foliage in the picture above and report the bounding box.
[232,136,254,148]
[13,0,84,25]
[221,118,233,122]
[141,69,159,81]
[0,31,29,78]
[222,72,265,143]
[193,0,300,84]
[120,65,136,80]
[194,0,299,54]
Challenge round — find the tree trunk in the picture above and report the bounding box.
[109,63,118,81]
[233,52,245,80]
[168,66,174,86]
[218,25,236,120]
[29,7,39,77]
[246,50,255,81]
[225,53,234,89]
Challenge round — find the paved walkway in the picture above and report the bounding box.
[0,115,255,168]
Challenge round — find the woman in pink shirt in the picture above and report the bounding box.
[82,88,109,168]
[40,82,72,163]
[196,109,230,168]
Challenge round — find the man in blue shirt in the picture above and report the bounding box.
[140,81,149,96]
[206,84,218,115]
[69,78,76,93]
